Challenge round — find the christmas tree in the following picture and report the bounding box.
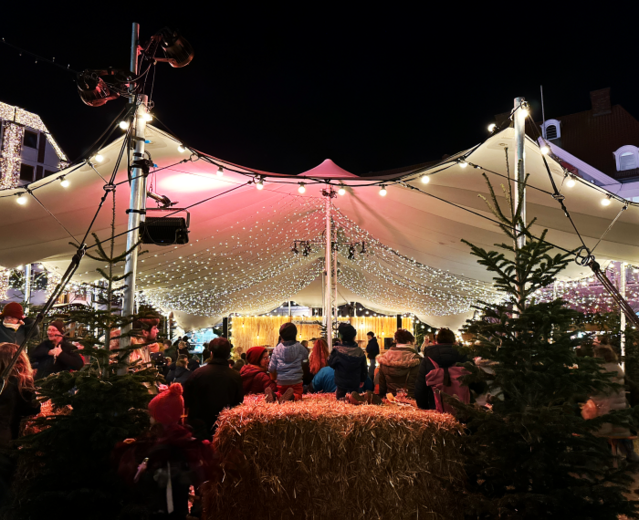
[458,174,639,519]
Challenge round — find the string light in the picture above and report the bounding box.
[94,154,104,163]
[16,193,27,205]
[119,121,129,130]
[379,186,387,196]
[540,144,550,155]
[487,123,496,132]
[338,184,346,196]
[217,166,224,177]
[601,195,612,206]
[420,175,430,184]
[298,183,306,194]
[458,159,468,168]
[59,177,70,188]
[0,122,24,189]
[177,145,186,153]
[143,113,153,122]
[255,177,264,190]
[566,175,576,188]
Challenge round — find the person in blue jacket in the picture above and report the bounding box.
[327,323,367,399]
[308,366,337,393]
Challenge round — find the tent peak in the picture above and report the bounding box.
[299,159,359,179]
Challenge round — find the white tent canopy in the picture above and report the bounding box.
[0,125,637,330]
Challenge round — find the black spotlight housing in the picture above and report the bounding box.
[77,70,120,107]
[159,28,194,68]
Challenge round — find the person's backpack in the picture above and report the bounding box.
[425,357,470,414]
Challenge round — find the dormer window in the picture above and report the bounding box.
[542,119,561,140]
[613,145,639,172]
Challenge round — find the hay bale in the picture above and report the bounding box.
[205,394,466,520]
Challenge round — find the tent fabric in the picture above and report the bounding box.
[0,125,636,331]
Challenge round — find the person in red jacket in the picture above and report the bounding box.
[240,346,277,399]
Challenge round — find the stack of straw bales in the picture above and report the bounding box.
[205,394,466,520]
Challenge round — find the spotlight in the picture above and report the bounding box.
[16,193,27,205]
[601,195,612,206]
[119,121,130,130]
[487,123,497,132]
[94,154,104,163]
[298,183,306,194]
[158,28,194,68]
[459,159,468,168]
[143,113,153,122]
[566,176,576,188]
[540,144,550,155]
[217,166,224,177]
[256,177,264,190]
[76,70,120,107]
[379,185,387,196]
[60,177,70,188]
[338,184,346,196]
[421,175,430,184]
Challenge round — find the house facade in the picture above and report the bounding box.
[0,101,68,189]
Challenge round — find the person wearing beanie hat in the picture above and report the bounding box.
[268,323,309,402]
[148,383,185,425]
[240,346,277,399]
[0,302,39,347]
[328,322,368,399]
[30,320,84,380]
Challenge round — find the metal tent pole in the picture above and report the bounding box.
[23,264,32,313]
[513,96,527,250]
[121,23,149,363]
[322,188,337,349]
[621,262,627,371]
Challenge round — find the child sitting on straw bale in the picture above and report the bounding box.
[268,323,309,402]
[328,323,368,400]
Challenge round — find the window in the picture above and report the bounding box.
[19,164,34,182]
[542,119,561,140]
[23,130,38,148]
[614,145,639,172]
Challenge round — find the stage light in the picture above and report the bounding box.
[601,195,612,206]
[338,184,346,196]
[488,123,496,132]
[566,176,576,188]
[94,154,104,163]
[119,121,130,130]
[379,186,387,196]
[76,70,120,107]
[159,28,194,68]
[217,166,224,177]
[16,193,27,205]
[459,160,468,168]
[60,177,70,188]
[256,177,264,190]
[177,145,186,153]
[421,175,430,184]
[298,183,306,194]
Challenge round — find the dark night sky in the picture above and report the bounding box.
[2,4,637,175]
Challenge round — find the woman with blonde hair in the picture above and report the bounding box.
[309,338,329,376]
[0,342,40,504]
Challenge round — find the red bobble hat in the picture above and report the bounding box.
[246,346,267,365]
[1,302,24,321]
[148,383,184,425]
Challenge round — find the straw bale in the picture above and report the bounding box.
[204,394,466,520]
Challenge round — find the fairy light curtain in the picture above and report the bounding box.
[229,316,413,351]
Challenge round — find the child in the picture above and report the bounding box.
[328,323,368,400]
[268,323,309,402]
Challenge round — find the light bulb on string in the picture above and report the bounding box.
[338,184,346,196]
[298,183,306,194]
[143,113,153,122]
[421,175,430,184]
[487,123,496,132]
[458,159,468,168]
[256,177,264,190]
[566,176,576,188]
[217,166,224,177]
[60,177,70,188]
[540,144,550,155]
[379,185,387,196]
[16,193,27,205]
[119,121,130,130]
[94,154,104,163]
[601,195,612,206]
[177,145,186,153]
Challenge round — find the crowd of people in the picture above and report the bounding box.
[0,300,635,517]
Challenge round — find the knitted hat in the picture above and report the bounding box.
[148,383,184,425]
[338,323,357,341]
[279,322,298,341]
[1,302,24,321]
[49,320,65,335]
[246,346,267,365]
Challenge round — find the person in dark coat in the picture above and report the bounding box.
[240,346,277,396]
[0,342,40,506]
[30,321,84,380]
[166,356,191,384]
[377,329,421,398]
[183,338,243,440]
[0,303,38,349]
[415,328,467,410]
[366,331,380,381]
[328,323,367,399]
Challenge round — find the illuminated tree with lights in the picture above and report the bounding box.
[458,174,639,519]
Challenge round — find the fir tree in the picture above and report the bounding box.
[458,174,639,519]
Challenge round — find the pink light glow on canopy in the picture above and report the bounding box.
[157,172,228,194]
